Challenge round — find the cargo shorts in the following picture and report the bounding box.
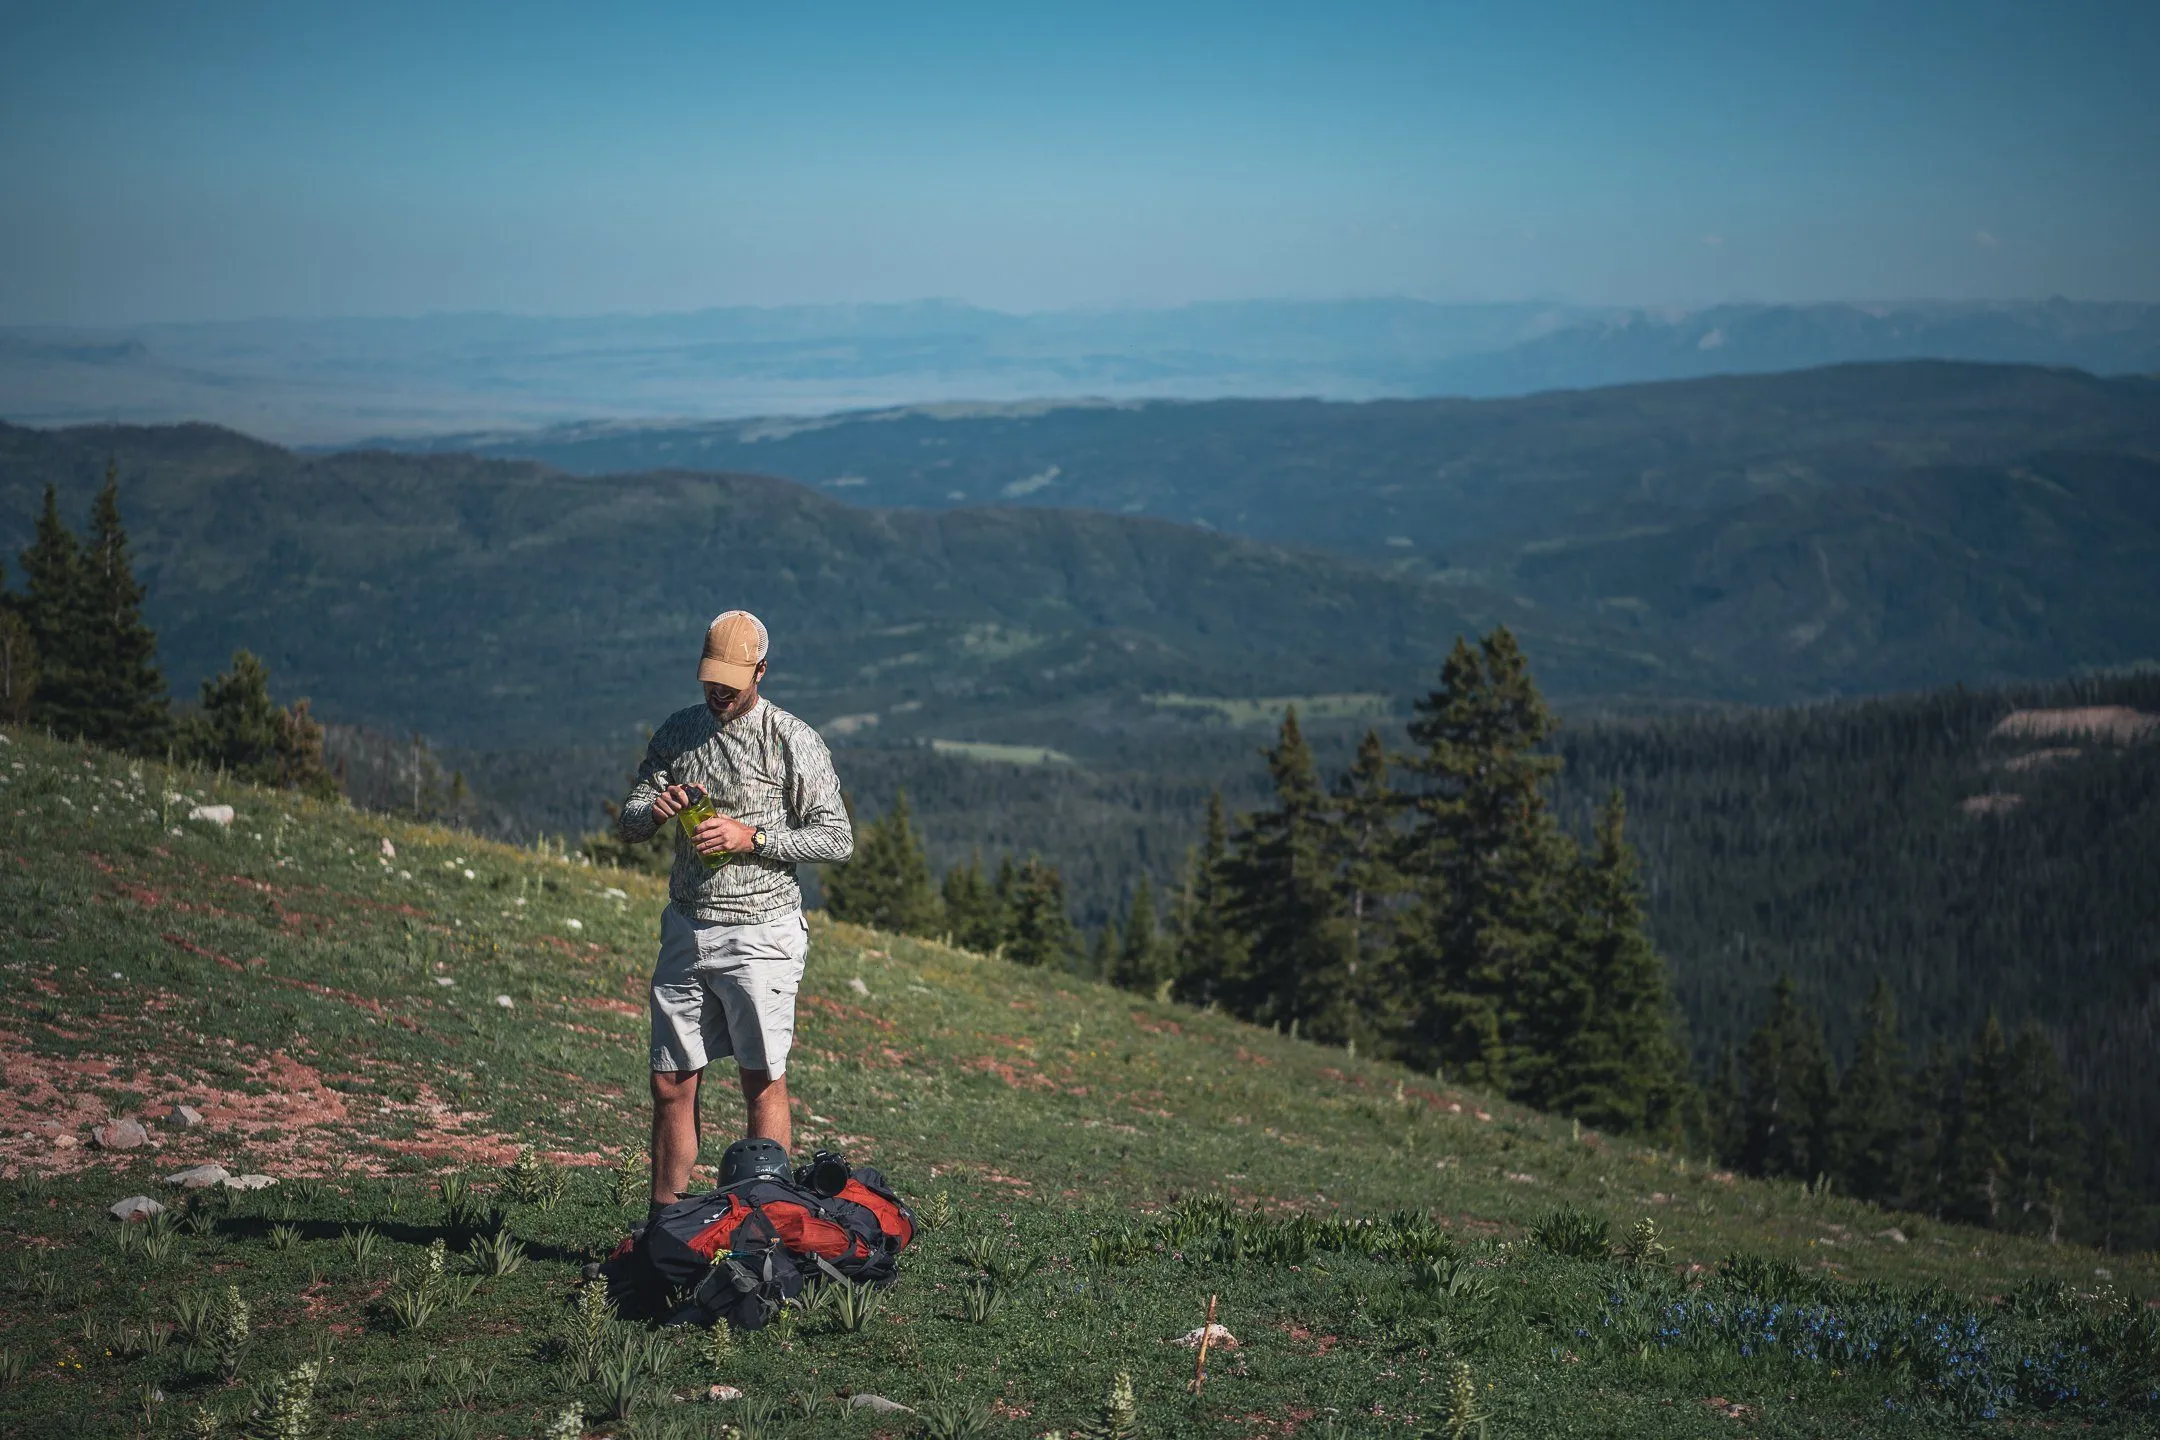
[649,907,810,1077]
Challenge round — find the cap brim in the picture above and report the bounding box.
[698,658,759,688]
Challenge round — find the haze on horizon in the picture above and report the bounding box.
[4,0,2158,329]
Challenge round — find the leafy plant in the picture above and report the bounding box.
[1530,1205,1610,1260]
[594,1337,654,1422]
[958,1277,1004,1324]
[1430,1359,1490,1440]
[254,1358,322,1440]
[917,1392,992,1440]
[172,1290,217,1348]
[1067,1371,1138,1440]
[565,1282,614,1383]
[339,1224,381,1272]
[1616,1216,1669,1268]
[700,1316,734,1367]
[209,1283,250,1382]
[608,1148,645,1208]
[917,1191,954,1231]
[268,1223,301,1252]
[828,1276,886,1332]
[468,1228,526,1278]
[735,1392,787,1440]
[501,1148,570,1210]
[544,1405,585,1440]
[0,1348,24,1387]
[385,1284,439,1333]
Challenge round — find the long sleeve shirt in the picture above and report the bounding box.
[618,697,854,924]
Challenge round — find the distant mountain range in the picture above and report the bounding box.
[3,297,2157,443]
[3,361,2157,762]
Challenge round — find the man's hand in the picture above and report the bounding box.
[692,814,757,858]
[649,784,693,823]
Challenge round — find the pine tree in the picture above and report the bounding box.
[1393,628,1577,1085]
[1707,1042,1744,1166]
[1111,873,1170,994]
[1904,1041,1963,1218]
[2083,1126,2139,1254]
[0,562,35,725]
[76,461,171,752]
[824,789,943,936]
[19,484,93,737]
[1087,919,1118,981]
[1529,791,1690,1136]
[1004,856,1075,969]
[941,850,1006,953]
[1738,975,1836,1180]
[183,650,284,781]
[273,697,340,801]
[1998,1024,2083,1242]
[1948,1013,2014,1227]
[1224,708,1354,1038]
[1831,978,1909,1205]
[1170,791,1244,1005]
[1330,727,1399,1045]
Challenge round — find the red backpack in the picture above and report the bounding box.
[612,1164,915,1329]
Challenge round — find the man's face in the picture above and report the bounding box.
[703,663,765,723]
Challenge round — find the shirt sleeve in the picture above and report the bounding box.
[618,727,673,844]
[763,720,854,864]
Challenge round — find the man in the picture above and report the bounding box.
[618,610,852,1214]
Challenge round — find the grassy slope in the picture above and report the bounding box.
[1,727,2152,1439]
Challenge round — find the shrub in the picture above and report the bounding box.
[1531,1205,1610,1260]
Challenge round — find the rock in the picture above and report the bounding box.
[706,1386,744,1402]
[164,1163,231,1190]
[164,1105,204,1130]
[848,977,872,998]
[224,1173,277,1191]
[1171,1322,1239,1349]
[1876,1227,1908,1245]
[110,1196,166,1223]
[433,976,457,987]
[53,1134,79,1150]
[379,836,397,859]
[187,804,235,827]
[94,1118,150,1150]
[494,994,515,1008]
[848,1395,913,1415]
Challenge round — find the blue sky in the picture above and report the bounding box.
[2,0,2155,323]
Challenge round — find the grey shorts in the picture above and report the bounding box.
[649,907,809,1077]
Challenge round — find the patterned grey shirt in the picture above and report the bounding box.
[618,698,853,925]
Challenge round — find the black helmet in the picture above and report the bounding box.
[720,1137,791,1187]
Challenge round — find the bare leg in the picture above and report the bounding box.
[740,1068,791,1154]
[649,1067,704,1205]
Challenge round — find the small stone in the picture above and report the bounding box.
[848,1395,913,1415]
[94,1118,150,1150]
[53,1134,79,1150]
[1877,1227,1908,1244]
[494,994,515,1008]
[164,1104,204,1130]
[224,1173,277,1191]
[164,1163,231,1190]
[566,918,583,931]
[110,1196,166,1223]
[379,836,397,859]
[186,804,235,827]
[434,976,457,987]
[706,1385,744,1402]
[848,977,871,998]
[1171,1323,1239,1349]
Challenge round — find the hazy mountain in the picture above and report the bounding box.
[5,298,2157,443]
[382,362,2160,560]
[5,394,2158,765]
[0,421,1701,756]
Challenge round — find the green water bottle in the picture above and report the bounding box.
[674,784,733,870]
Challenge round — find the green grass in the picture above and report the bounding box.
[927,740,1075,766]
[1142,694,1398,727]
[1,725,2154,1438]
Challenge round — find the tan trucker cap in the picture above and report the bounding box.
[698,610,770,688]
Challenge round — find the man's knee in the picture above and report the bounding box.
[651,1067,703,1107]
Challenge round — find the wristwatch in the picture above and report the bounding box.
[751,828,770,855]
